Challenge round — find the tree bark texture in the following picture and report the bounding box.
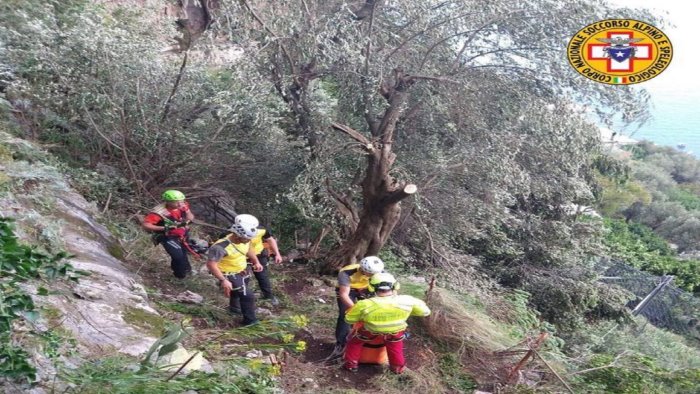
[324,70,417,272]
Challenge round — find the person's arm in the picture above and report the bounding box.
[410,298,431,317]
[142,214,167,232]
[338,285,354,309]
[206,246,232,296]
[142,221,166,232]
[344,300,363,324]
[185,206,194,222]
[267,237,283,264]
[247,247,263,272]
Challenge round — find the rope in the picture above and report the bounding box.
[179,235,201,259]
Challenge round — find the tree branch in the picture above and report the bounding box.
[352,0,380,21]
[383,11,478,62]
[463,46,543,66]
[330,122,372,147]
[325,178,360,230]
[569,351,631,376]
[82,105,122,152]
[240,0,297,76]
[161,50,189,123]
[363,1,379,77]
[382,184,417,206]
[362,0,380,135]
[407,74,461,84]
[419,29,474,71]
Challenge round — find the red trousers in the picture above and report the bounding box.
[344,328,406,373]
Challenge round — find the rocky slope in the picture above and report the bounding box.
[0,131,165,392]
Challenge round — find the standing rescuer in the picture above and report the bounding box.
[333,256,385,354]
[141,190,195,278]
[248,225,283,305]
[343,273,431,374]
[205,214,264,326]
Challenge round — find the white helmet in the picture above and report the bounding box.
[369,272,399,292]
[228,214,259,239]
[359,256,384,275]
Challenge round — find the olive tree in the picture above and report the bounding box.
[214,0,655,270]
[0,0,294,212]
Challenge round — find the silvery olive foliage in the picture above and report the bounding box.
[0,0,663,329]
[0,0,297,210]
[215,0,657,326]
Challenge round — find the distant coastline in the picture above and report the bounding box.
[599,126,696,158]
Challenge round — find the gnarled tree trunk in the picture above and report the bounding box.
[324,70,417,272]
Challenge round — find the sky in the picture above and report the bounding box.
[608,0,697,93]
[606,0,700,152]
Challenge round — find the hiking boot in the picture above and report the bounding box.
[228,306,242,315]
[242,319,259,326]
[263,296,280,306]
[343,362,358,373]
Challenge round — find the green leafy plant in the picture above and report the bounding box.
[438,353,478,392]
[0,218,85,382]
[213,316,309,355]
[61,355,278,394]
[141,321,192,366]
[603,218,700,293]
[576,353,700,394]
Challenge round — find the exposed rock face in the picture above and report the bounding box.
[0,132,162,390]
[174,290,205,304]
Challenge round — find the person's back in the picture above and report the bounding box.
[347,294,430,334]
[346,295,430,333]
[343,273,430,374]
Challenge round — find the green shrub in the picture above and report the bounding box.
[603,218,700,293]
[438,353,478,392]
[61,356,279,394]
[0,218,84,382]
[667,187,700,211]
[577,353,700,394]
[597,176,651,217]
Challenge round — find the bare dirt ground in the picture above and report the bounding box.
[123,251,447,393]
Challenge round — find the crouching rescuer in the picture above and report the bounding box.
[205,214,264,326]
[343,273,431,374]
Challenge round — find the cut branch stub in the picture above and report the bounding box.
[382,184,417,206]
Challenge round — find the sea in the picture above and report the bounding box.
[623,90,700,157]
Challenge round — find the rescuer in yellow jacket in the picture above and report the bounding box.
[229,224,283,313]
[343,273,431,374]
[333,256,385,354]
[206,214,263,326]
[248,226,282,304]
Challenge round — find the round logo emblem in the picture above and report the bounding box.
[567,19,672,85]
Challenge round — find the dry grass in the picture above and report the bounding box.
[424,287,515,357]
[373,365,451,394]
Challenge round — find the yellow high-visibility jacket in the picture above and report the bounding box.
[345,294,431,334]
[211,238,250,273]
[250,228,268,255]
[337,264,370,290]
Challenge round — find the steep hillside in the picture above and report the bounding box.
[1,1,699,393]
